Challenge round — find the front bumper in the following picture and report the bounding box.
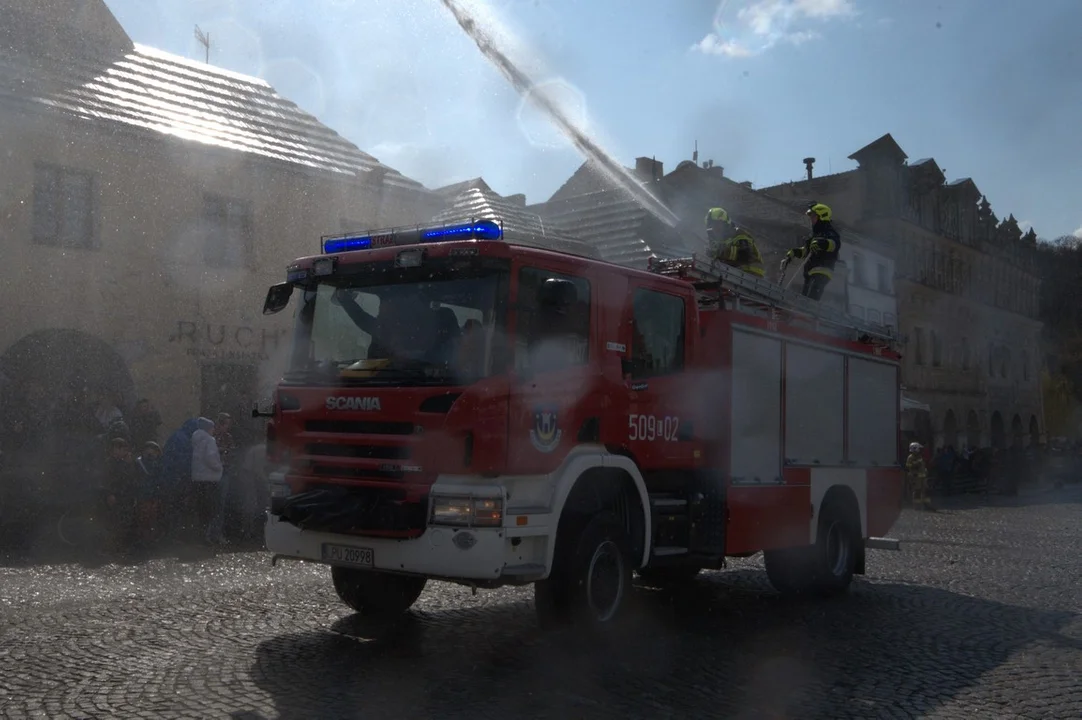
[264,514,549,584]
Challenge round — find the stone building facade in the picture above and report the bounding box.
[762,134,1044,450]
[0,0,439,441]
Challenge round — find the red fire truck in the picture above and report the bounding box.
[260,218,904,631]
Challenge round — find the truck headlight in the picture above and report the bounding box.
[430,495,503,527]
[268,469,291,498]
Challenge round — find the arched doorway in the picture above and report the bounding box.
[942,409,958,450]
[914,411,934,452]
[1011,414,1024,449]
[966,410,980,449]
[1029,415,1040,447]
[990,411,1005,449]
[0,329,135,508]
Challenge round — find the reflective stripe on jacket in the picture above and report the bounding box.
[789,221,841,279]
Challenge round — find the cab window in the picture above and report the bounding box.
[515,266,591,373]
[630,288,685,378]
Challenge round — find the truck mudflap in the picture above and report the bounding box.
[265,514,524,582]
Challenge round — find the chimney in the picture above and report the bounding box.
[634,156,663,182]
[803,157,816,181]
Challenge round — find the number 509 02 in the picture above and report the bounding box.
[629,414,680,442]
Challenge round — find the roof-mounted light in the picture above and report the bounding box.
[322,219,503,254]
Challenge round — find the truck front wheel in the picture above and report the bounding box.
[535,511,633,632]
[331,567,427,617]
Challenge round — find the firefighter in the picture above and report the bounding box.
[785,202,841,300]
[906,442,934,511]
[705,207,765,278]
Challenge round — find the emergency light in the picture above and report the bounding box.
[321,219,503,254]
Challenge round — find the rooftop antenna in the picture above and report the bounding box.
[194,25,211,64]
[693,139,699,166]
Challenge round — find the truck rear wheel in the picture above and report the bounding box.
[535,511,633,632]
[331,567,427,617]
[764,497,859,596]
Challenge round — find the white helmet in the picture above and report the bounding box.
[909,442,921,453]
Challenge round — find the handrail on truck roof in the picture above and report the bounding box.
[648,255,899,352]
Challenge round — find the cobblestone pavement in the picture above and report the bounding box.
[2,486,1081,720]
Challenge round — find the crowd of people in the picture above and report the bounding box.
[90,408,267,557]
[908,441,1082,505]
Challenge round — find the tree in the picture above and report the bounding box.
[1035,235,1082,438]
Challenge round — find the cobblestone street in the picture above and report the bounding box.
[2,487,1081,720]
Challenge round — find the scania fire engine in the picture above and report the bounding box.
[260,218,904,631]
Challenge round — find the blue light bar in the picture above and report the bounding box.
[322,220,502,254]
[421,220,502,242]
[322,236,373,253]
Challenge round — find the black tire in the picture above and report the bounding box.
[763,545,815,594]
[331,567,427,617]
[534,511,633,632]
[808,499,859,595]
[636,566,702,588]
[764,497,859,596]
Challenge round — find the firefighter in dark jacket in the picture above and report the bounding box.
[786,202,841,300]
[705,207,765,278]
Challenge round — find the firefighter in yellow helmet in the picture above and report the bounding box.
[906,442,934,511]
[705,207,765,278]
[785,202,841,300]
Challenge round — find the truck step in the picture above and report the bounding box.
[865,537,901,551]
[652,546,689,557]
[650,497,688,508]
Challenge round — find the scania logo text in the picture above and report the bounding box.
[326,396,381,411]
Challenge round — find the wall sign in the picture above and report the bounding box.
[169,321,290,362]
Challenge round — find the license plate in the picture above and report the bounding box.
[321,543,374,568]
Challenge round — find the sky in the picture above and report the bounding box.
[104,0,1082,240]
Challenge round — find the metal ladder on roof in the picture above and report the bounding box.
[648,255,898,348]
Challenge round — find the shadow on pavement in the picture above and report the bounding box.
[247,572,1080,719]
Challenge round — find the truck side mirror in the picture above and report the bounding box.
[263,282,294,315]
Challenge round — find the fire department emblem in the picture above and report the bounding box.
[530,405,562,453]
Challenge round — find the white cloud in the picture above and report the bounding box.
[692,0,856,58]
[1072,224,1082,239]
[1017,219,1034,234]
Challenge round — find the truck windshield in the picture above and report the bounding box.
[286,265,508,386]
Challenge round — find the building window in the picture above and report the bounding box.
[32,163,96,249]
[868,309,881,325]
[203,194,253,268]
[852,253,867,287]
[913,327,924,366]
[1022,351,1029,381]
[630,288,686,378]
[961,337,970,370]
[849,304,865,320]
[883,313,896,329]
[932,331,942,367]
[877,263,890,294]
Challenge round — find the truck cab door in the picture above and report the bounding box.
[623,284,696,469]
[506,264,596,476]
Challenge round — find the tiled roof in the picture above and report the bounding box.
[535,189,689,268]
[0,42,423,190]
[433,177,492,198]
[548,161,635,203]
[432,186,600,258]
